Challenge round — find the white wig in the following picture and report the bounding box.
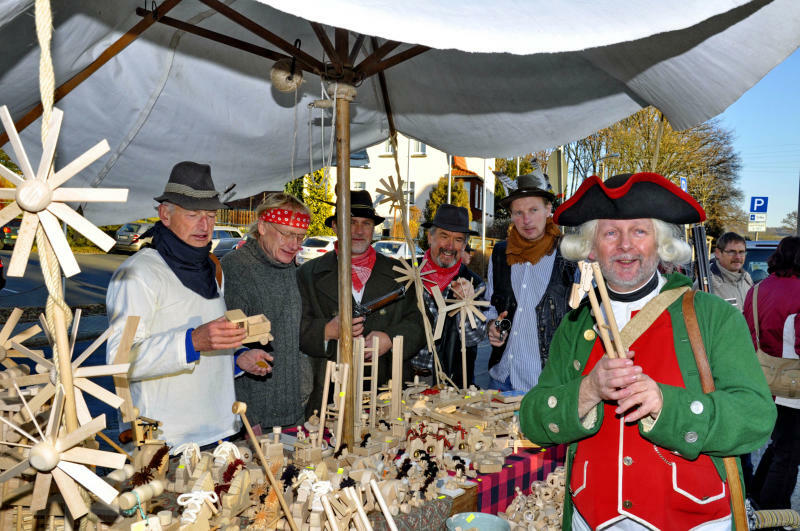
[560,218,692,265]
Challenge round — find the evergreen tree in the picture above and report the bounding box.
[283,175,303,200]
[423,176,471,224]
[303,169,335,237]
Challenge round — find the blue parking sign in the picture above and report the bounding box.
[750,197,768,213]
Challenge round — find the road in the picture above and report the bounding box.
[0,250,127,308]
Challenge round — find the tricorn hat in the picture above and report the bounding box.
[154,161,228,210]
[324,190,385,228]
[553,172,706,227]
[499,172,556,210]
[422,204,479,236]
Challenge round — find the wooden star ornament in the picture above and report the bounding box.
[375,175,406,212]
[0,105,128,277]
[430,282,489,341]
[392,257,434,291]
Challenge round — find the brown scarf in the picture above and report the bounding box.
[506,218,561,266]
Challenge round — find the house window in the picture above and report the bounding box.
[411,140,426,156]
[474,184,483,209]
[383,139,395,154]
[353,181,366,191]
[406,181,416,204]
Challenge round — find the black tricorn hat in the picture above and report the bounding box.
[154,161,228,210]
[324,190,385,228]
[499,172,556,210]
[422,204,479,236]
[553,172,706,227]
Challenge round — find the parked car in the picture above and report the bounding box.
[113,222,154,253]
[296,236,336,264]
[212,236,246,259]
[212,226,245,251]
[373,240,424,261]
[0,256,5,291]
[744,239,780,283]
[0,218,21,250]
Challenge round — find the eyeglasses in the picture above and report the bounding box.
[721,249,746,257]
[270,224,306,244]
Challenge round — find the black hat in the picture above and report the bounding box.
[553,172,706,227]
[154,161,228,210]
[422,204,479,236]
[499,172,556,210]
[324,190,385,228]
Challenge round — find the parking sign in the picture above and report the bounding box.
[750,197,768,213]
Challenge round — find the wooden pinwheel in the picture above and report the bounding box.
[375,175,406,212]
[0,105,128,278]
[1,310,131,427]
[0,386,124,519]
[0,308,42,369]
[392,257,434,292]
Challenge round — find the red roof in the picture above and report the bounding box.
[452,156,479,177]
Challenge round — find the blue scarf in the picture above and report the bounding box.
[143,222,219,299]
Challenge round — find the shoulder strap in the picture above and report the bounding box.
[619,286,690,348]
[752,283,761,348]
[682,290,748,531]
[208,253,223,288]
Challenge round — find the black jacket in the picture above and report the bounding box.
[488,241,576,369]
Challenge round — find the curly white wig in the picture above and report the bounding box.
[560,218,692,266]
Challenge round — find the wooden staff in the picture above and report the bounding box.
[232,401,298,531]
[590,262,627,358]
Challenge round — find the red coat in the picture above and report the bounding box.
[743,274,800,359]
[571,310,731,529]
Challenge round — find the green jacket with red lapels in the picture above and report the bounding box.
[519,272,776,530]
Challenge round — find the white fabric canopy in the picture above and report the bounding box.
[0,0,798,224]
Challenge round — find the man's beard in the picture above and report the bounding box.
[601,253,659,292]
[433,248,459,267]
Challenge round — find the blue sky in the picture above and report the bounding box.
[718,47,800,228]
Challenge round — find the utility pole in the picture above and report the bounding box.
[447,154,452,204]
[796,169,800,236]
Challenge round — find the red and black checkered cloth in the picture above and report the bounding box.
[475,444,567,514]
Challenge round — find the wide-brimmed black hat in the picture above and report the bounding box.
[499,172,556,210]
[154,161,228,210]
[324,190,385,228]
[553,172,706,227]
[422,204,479,236]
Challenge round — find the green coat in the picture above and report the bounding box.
[298,251,425,418]
[519,273,776,530]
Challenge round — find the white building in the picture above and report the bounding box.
[327,134,495,237]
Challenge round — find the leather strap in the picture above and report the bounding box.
[682,290,748,531]
[208,253,223,288]
[619,286,689,349]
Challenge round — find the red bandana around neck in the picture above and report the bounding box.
[421,249,461,294]
[334,242,377,292]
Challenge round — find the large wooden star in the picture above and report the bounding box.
[0,106,128,277]
[375,175,406,212]
[430,282,489,341]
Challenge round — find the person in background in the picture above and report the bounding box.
[106,161,271,449]
[697,231,752,307]
[461,243,474,267]
[520,172,775,530]
[411,204,487,388]
[743,236,800,510]
[221,193,313,429]
[485,173,575,392]
[298,190,424,418]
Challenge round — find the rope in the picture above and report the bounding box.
[174,442,201,468]
[34,0,72,359]
[177,491,218,524]
[212,441,241,467]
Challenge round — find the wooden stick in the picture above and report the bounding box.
[95,431,131,461]
[232,401,298,531]
[369,479,398,531]
[334,363,349,452]
[53,306,79,432]
[590,262,627,358]
[579,262,617,359]
[316,361,334,449]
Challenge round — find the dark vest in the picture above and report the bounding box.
[488,240,576,369]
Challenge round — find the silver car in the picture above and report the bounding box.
[296,236,336,264]
[113,222,154,253]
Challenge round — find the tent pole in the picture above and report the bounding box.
[0,0,184,146]
[334,83,356,450]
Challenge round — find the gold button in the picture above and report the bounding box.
[548,423,560,433]
[583,329,596,341]
[573,360,581,371]
[547,396,558,408]
[623,500,633,509]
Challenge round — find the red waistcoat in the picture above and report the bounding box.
[570,311,731,529]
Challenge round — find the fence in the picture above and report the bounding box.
[216,209,256,226]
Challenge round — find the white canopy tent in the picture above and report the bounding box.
[0,0,797,225]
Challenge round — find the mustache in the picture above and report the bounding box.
[611,254,642,261]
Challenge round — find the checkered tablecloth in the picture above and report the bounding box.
[474,445,567,515]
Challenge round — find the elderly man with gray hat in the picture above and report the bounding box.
[106,161,272,450]
[410,204,487,388]
[485,172,576,392]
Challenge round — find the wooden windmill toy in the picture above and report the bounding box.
[0,105,128,277]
